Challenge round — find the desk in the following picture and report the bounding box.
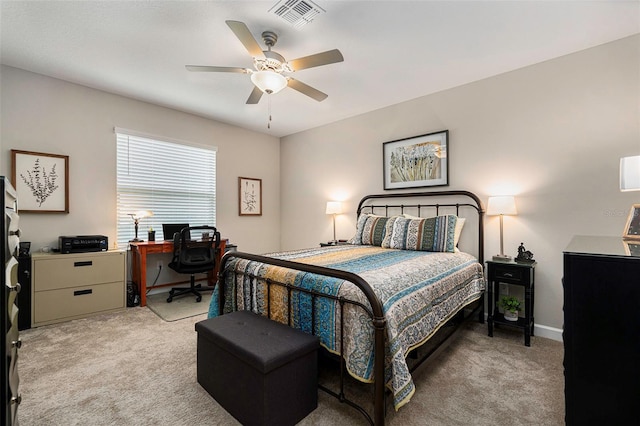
[130,239,226,307]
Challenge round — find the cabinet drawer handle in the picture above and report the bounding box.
[502,272,514,278]
[74,261,93,267]
[74,289,93,296]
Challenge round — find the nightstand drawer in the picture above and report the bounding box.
[492,264,532,284]
[33,281,125,325]
[494,265,523,281]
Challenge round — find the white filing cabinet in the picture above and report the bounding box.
[31,250,126,327]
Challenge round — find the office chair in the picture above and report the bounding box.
[167,225,220,303]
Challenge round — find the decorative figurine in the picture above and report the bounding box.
[515,242,535,263]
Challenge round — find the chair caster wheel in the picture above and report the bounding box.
[167,297,173,303]
[196,295,202,302]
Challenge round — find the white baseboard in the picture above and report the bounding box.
[482,312,564,343]
[534,323,563,342]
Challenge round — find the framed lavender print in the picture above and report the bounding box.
[11,149,69,213]
[383,130,449,190]
[238,177,262,216]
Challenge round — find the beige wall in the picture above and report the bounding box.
[2,34,638,333]
[280,35,640,333]
[0,65,281,268]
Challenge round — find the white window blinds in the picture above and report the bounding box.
[116,131,216,247]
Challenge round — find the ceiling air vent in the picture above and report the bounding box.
[269,0,325,30]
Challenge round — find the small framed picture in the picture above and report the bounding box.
[383,130,449,190]
[11,150,69,213]
[238,177,262,216]
[623,204,640,240]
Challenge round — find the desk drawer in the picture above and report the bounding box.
[137,243,173,254]
[33,252,124,291]
[33,281,125,325]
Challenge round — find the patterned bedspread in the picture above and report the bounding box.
[209,245,485,410]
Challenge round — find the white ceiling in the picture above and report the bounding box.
[1,1,639,138]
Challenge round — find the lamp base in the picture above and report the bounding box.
[492,254,512,262]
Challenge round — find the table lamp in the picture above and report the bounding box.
[487,196,517,261]
[620,156,640,192]
[326,201,343,245]
[128,210,153,242]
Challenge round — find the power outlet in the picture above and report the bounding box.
[156,261,163,269]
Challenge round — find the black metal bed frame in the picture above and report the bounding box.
[217,190,485,425]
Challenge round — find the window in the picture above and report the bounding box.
[116,129,216,247]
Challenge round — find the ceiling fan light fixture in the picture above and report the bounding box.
[251,70,288,94]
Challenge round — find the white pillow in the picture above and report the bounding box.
[454,218,465,247]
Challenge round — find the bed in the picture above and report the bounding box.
[209,190,486,425]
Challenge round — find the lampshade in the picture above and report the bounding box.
[620,155,640,191]
[131,210,153,220]
[486,196,517,216]
[326,201,343,215]
[250,71,288,94]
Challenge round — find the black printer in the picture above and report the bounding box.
[58,235,108,254]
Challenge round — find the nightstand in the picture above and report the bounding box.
[320,241,349,247]
[486,260,536,346]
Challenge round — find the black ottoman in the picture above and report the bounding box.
[196,310,320,426]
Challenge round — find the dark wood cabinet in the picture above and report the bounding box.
[563,236,640,425]
[2,177,20,426]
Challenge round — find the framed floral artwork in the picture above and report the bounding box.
[11,150,69,213]
[383,130,449,190]
[238,177,262,216]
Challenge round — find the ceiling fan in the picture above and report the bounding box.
[186,20,344,104]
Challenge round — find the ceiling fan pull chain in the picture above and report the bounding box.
[268,96,272,129]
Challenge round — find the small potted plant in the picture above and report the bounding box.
[499,296,521,321]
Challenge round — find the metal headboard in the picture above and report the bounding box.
[356,190,485,264]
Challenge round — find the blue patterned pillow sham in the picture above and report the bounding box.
[385,214,458,252]
[402,214,465,249]
[349,214,399,246]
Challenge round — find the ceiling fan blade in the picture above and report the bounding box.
[246,86,263,104]
[287,49,344,71]
[226,20,265,58]
[185,65,249,73]
[287,78,328,102]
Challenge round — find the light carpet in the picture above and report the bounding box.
[17,307,564,425]
[146,291,212,321]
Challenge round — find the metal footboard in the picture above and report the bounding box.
[217,250,387,425]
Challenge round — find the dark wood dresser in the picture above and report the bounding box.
[2,177,20,426]
[563,236,640,425]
